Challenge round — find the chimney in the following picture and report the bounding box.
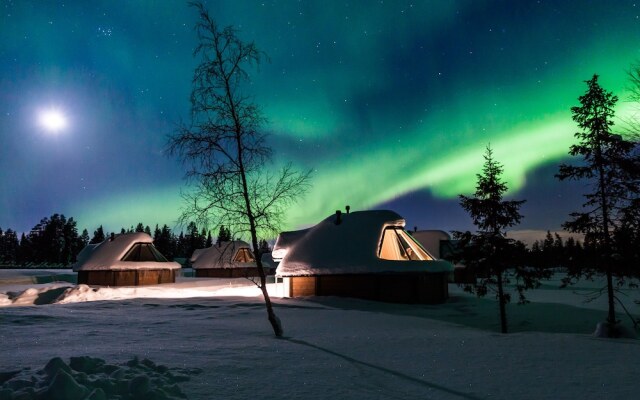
[110,232,115,241]
[345,205,350,214]
[335,210,342,225]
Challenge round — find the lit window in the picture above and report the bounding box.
[122,243,169,262]
[378,228,433,261]
[233,248,255,262]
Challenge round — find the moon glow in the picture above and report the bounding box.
[38,109,68,133]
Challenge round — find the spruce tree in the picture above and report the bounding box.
[91,226,106,244]
[557,74,640,335]
[216,225,231,245]
[3,229,19,265]
[454,145,546,333]
[205,231,213,248]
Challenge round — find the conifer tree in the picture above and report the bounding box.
[258,239,271,253]
[205,231,213,248]
[80,229,90,247]
[91,226,105,244]
[454,145,546,333]
[4,229,19,265]
[557,74,640,335]
[216,225,231,245]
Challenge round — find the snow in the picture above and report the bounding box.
[276,210,454,276]
[1,355,199,400]
[72,233,181,271]
[1,269,639,399]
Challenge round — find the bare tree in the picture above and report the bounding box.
[168,2,311,337]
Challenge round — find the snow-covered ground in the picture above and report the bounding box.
[0,269,638,399]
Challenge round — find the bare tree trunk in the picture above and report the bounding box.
[230,86,283,337]
[496,269,508,334]
[597,149,616,329]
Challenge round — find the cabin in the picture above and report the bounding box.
[412,230,474,284]
[191,241,275,278]
[73,233,181,286]
[275,210,454,304]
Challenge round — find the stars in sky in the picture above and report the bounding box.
[0,1,639,236]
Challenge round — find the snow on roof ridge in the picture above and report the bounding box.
[191,240,253,269]
[73,232,179,271]
[276,209,453,276]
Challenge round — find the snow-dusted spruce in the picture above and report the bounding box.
[167,2,311,337]
[557,74,640,337]
[453,145,549,334]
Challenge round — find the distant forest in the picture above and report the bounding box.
[0,212,596,269]
[0,213,220,267]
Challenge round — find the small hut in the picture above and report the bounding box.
[275,210,454,304]
[191,241,274,277]
[73,233,181,286]
[412,230,474,284]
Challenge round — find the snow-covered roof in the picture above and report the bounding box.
[191,241,256,270]
[72,233,180,271]
[272,229,310,261]
[276,210,454,276]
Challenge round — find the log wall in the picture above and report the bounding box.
[77,269,176,286]
[286,272,449,304]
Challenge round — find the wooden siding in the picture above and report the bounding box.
[77,269,176,286]
[288,272,449,304]
[194,267,275,278]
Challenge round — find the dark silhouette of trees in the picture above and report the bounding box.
[79,229,90,248]
[167,2,311,337]
[454,145,548,334]
[528,233,588,272]
[205,231,213,248]
[0,228,19,265]
[153,224,176,260]
[90,226,106,244]
[1,214,86,266]
[556,74,640,335]
[258,239,271,253]
[216,225,231,245]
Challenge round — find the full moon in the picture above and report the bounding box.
[38,109,68,132]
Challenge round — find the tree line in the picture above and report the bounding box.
[0,217,251,267]
[453,74,640,336]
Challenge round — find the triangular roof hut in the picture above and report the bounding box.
[73,233,180,286]
[191,240,254,269]
[277,210,452,276]
[190,241,272,277]
[275,210,453,303]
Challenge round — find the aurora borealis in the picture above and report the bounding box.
[2,1,640,236]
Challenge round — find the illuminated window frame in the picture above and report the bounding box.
[378,227,434,261]
[121,243,169,262]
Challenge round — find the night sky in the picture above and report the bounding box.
[2,0,640,237]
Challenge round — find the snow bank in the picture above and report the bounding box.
[1,270,639,399]
[593,321,637,339]
[0,355,200,400]
[0,277,269,307]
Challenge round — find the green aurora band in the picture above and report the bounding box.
[21,0,636,236]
